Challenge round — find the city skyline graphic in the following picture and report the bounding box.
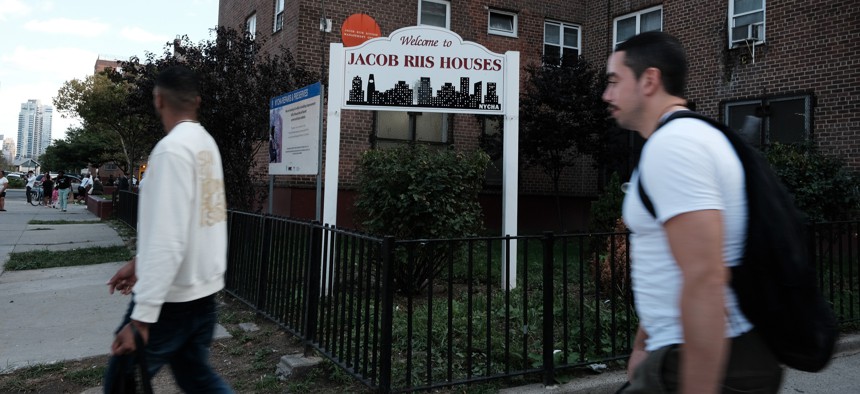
[346,74,501,111]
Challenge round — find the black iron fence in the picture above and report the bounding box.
[112,197,860,393]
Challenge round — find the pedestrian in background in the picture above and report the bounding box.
[56,170,72,212]
[25,170,36,204]
[0,170,8,212]
[105,65,232,392]
[41,173,54,208]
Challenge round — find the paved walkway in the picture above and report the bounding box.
[0,190,227,384]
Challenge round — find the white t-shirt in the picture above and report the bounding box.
[622,116,753,351]
[0,176,7,193]
[26,175,36,188]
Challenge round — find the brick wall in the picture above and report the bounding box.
[220,0,859,223]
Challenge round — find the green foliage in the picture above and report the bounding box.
[115,27,317,211]
[5,245,132,271]
[54,73,159,175]
[766,142,860,222]
[356,145,489,239]
[588,172,625,233]
[355,145,489,294]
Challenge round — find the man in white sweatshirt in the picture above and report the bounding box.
[105,65,232,392]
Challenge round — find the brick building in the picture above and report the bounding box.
[218,0,859,231]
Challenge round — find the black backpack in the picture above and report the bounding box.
[637,111,838,372]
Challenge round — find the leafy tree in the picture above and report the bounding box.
[512,57,611,230]
[39,126,117,173]
[355,145,490,294]
[116,27,317,210]
[54,73,159,175]
[766,142,860,222]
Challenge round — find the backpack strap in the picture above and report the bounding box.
[637,110,736,218]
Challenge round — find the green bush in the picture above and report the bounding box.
[766,143,860,222]
[588,172,625,233]
[355,145,490,294]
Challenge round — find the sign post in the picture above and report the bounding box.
[324,26,520,289]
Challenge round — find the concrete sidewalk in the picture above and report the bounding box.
[0,191,227,378]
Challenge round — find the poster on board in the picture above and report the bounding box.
[269,82,322,175]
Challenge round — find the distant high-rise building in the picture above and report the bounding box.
[16,99,52,160]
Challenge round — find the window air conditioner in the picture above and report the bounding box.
[733,23,764,45]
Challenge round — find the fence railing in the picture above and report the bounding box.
[112,197,859,393]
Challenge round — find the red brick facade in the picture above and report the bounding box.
[219,0,859,231]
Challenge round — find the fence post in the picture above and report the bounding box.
[542,232,555,386]
[378,236,396,394]
[257,215,273,310]
[304,222,323,356]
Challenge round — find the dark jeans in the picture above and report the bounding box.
[620,330,783,393]
[26,186,31,203]
[103,294,233,393]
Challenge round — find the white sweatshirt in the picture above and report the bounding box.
[132,121,228,323]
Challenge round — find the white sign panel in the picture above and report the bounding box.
[342,26,505,114]
[269,83,322,175]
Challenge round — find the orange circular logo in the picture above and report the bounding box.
[341,14,381,47]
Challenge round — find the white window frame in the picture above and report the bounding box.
[246,13,257,39]
[418,0,450,29]
[543,21,581,65]
[613,5,663,48]
[728,0,766,47]
[488,9,517,38]
[273,0,285,32]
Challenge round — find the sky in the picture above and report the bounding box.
[0,0,218,147]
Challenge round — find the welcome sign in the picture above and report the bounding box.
[341,26,506,114]
[325,25,520,289]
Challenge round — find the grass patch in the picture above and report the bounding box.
[28,219,100,225]
[5,245,132,271]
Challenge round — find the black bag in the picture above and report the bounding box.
[637,111,838,372]
[106,324,154,394]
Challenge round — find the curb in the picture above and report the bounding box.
[502,332,860,394]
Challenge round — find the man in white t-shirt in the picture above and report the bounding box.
[603,32,781,393]
[78,174,93,203]
[0,170,8,211]
[25,171,36,204]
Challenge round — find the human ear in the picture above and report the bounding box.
[640,67,662,96]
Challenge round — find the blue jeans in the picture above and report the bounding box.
[58,188,70,210]
[103,294,233,393]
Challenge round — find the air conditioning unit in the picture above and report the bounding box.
[732,22,765,45]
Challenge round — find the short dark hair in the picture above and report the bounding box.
[615,31,688,97]
[155,65,200,111]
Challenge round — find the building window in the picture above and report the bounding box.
[273,0,285,32]
[613,5,662,48]
[246,13,257,39]
[488,10,517,37]
[375,111,449,148]
[419,0,450,29]
[543,21,580,65]
[724,94,811,149]
[729,0,765,47]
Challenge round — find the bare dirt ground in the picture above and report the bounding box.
[0,293,373,393]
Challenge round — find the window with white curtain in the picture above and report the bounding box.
[488,10,517,37]
[419,0,450,29]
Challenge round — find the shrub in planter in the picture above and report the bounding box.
[355,145,490,295]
